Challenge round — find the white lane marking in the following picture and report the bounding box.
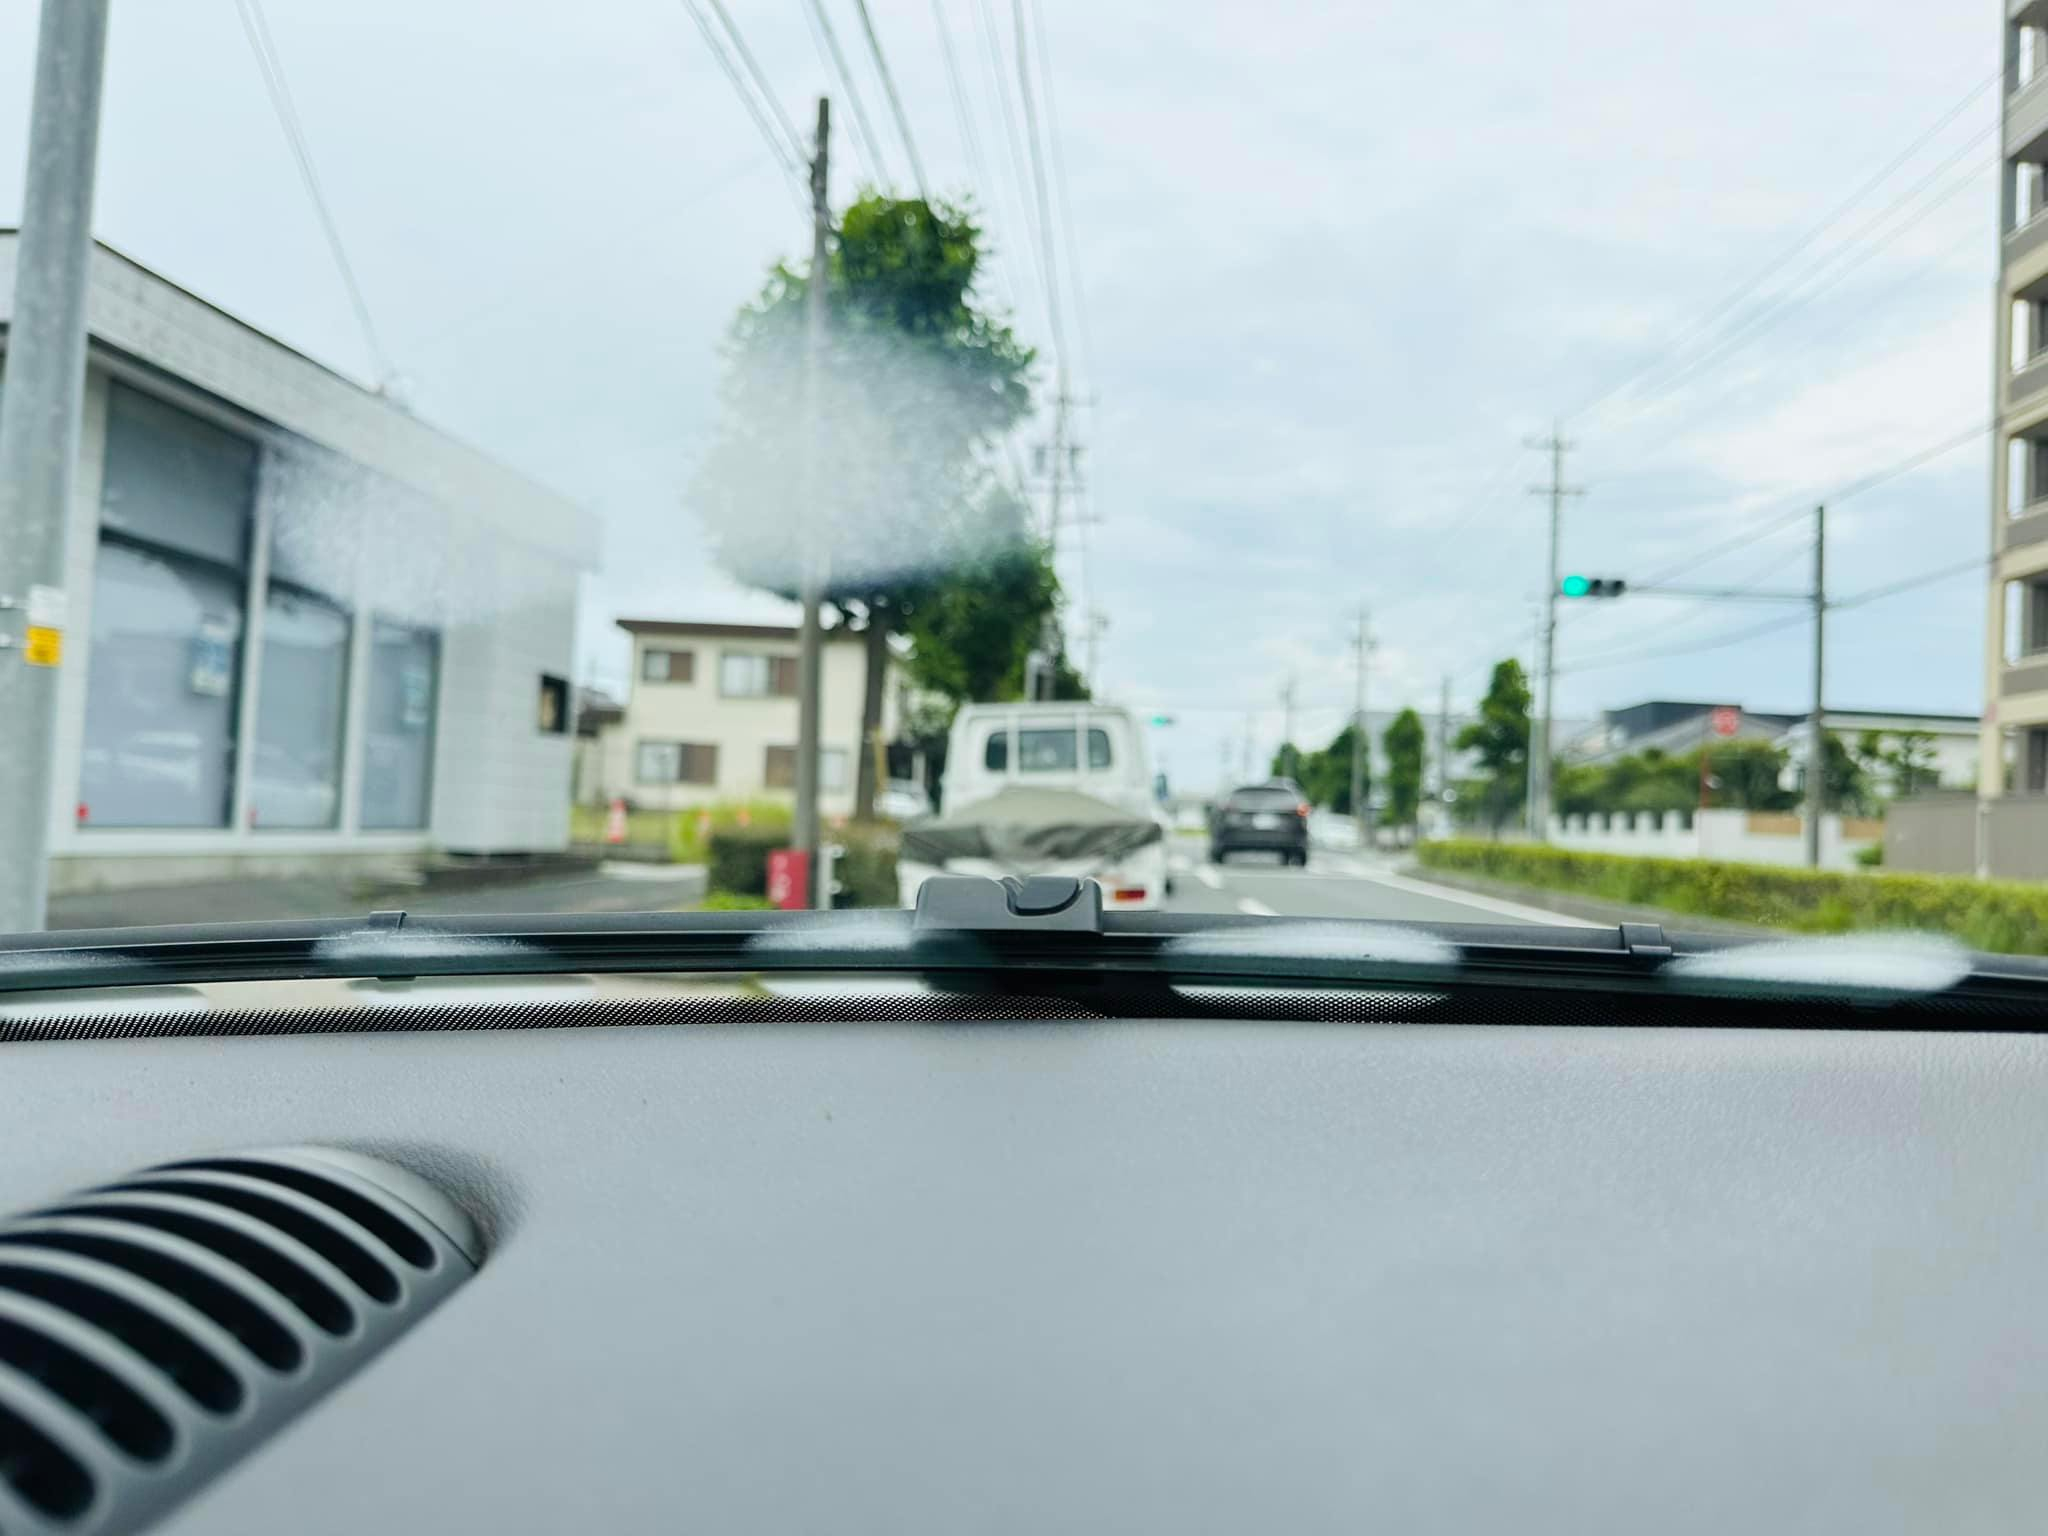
[1194,865,1224,890]
[1236,897,1279,917]
[1354,865,1599,928]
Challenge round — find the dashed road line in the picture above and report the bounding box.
[1235,896,1279,916]
[1195,865,1224,890]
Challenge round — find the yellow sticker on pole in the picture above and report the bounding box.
[22,586,66,668]
[23,627,61,667]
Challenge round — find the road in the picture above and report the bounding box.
[1161,836,1593,927]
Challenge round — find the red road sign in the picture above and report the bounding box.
[1709,706,1740,738]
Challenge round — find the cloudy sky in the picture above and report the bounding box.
[0,0,1998,791]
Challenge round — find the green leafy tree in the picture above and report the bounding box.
[1271,743,1305,783]
[1821,730,1871,815]
[1856,728,1939,801]
[1383,709,1427,834]
[1294,724,1365,814]
[1456,660,1531,836]
[692,194,1036,818]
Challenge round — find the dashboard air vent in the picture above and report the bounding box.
[0,1147,478,1535]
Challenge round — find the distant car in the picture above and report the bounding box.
[1210,782,1311,865]
[876,779,933,820]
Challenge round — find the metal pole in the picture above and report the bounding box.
[0,0,111,934]
[1537,428,1563,841]
[1280,674,1297,768]
[1804,504,1826,868]
[793,98,831,907]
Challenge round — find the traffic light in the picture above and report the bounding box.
[1560,575,1626,599]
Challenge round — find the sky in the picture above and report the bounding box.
[0,0,2000,793]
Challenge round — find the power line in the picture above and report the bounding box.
[849,0,929,198]
[1832,552,1990,613]
[704,0,807,166]
[1567,65,2000,426]
[1008,0,1066,366]
[1594,137,1997,431]
[930,0,1016,314]
[677,0,808,209]
[798,0,890,186]
[231,0,393,387]
[972,0,1050,312]
[1026,0,1093,387]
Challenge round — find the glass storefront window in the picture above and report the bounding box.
[251,586,350,829]
[78,540,245,828]
[361,620,439,830]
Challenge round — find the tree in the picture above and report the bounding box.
[1271,743,1304,783]
[1857,728,1939,801]
[691,194,1036,819]
[1293,724,1364,814]
[1383,709,1426,835]
[1821,730,1871,815]
[1456,660,1530,836]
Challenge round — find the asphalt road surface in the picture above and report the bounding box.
[1162,837,1594,927]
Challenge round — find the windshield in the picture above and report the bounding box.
[0,0,2029,964]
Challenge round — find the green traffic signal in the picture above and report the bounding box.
[1560,575,1626,599]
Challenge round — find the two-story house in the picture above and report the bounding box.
[594,619,902,819]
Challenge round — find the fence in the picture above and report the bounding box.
[1549,808,1879,872]
[1886,794,2048,879]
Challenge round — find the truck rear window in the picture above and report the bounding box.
[984,728,1113,772]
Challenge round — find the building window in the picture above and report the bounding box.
[720,651,798,698]
[2029,729,2048,796]
[360,621,439,830]
[538,674,569,734]
[822,748,849,792]
[2031,576,2048,657]
[637,740,718,785]
[2010,580,2026,664]
[641,647,694,683]
[78,385,258,829]
[769,746,848,790]
[250,585,350,830]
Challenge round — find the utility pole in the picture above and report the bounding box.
[793,97,831,907]
[1526,422,1583,843]
[1351,612,1375,847]
[1241,713,1255,783]
[1084,608,1107,693]
[1805,504,1827,868]
[1279,675,1298,764]
[0,0,111,934]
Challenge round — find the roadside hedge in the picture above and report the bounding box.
[1415,839,2048,956]
[703,823,901,908]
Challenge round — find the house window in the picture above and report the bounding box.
[538,674,569,734]
[78,385,258,829]
[636,740,718,785]
[720,651,798,698]
[641,647,694,683]
[2031,576,2048,656]
[764,746,850,791]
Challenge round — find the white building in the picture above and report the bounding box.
[595,619,903,819]
[0,233,593,894]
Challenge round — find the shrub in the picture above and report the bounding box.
[705,826,786,898]
[831,824,901,909]
[1414,839,2048,955]
[697,890,777,911]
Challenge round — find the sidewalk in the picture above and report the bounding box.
[47,860,709,930]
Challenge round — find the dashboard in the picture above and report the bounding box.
[1,984,2043,1532]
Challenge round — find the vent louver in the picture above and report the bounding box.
[0,1148,478,1535]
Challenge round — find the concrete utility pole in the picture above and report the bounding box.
[1351,612,1375,847]
[1279,675,1297,763]
[1805,504,1827,868]
[793,97,831,906]
[1526,422,1583,842]
[1241,713,1255,783]
[0,0,111,934]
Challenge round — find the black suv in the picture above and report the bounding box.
[1209,782,1311,865]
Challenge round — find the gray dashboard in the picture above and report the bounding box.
[2,1012,2044,1533]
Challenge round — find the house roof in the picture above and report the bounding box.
[619,618,865,643]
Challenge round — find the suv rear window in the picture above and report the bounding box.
[1229,788,1303,810]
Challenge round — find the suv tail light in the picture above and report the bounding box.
[1296,802,1311,818]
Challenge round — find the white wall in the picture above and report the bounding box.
[1550,809,1878,871]
[600,631,902,819]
